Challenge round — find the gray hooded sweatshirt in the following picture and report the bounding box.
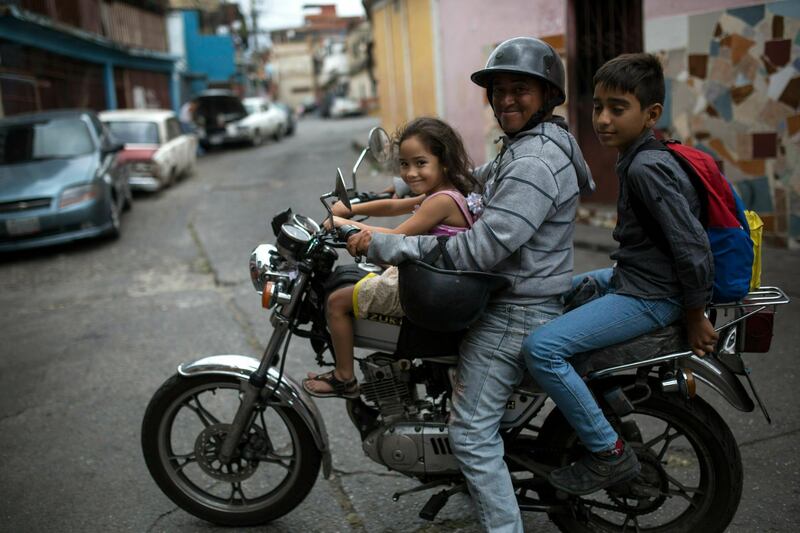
[367,119,594,304]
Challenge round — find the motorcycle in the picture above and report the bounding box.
[141,127,790,532]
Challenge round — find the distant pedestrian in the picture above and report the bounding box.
[179,99,204,155]
[179,99,198,133]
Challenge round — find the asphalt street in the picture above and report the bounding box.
[0,116,798,532]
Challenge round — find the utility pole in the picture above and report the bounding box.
[251,0,259,51]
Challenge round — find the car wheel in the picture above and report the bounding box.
[123,183,133,212]
[105,193,122,240]
[251,129,263,147]
[164,168,176,188]
[273,126,284,142]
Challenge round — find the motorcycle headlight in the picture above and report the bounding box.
[59,183,99,209]
[249,244,292,293]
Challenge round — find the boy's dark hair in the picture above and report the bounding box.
[395,117,480,195]
[593,53,665,109]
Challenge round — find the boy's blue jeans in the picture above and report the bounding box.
[521,267,683,452]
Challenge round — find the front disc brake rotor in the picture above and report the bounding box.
[194,423,261,482]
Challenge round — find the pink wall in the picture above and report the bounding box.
[437,0,565,164]
[435,0,766,164]
[644,0,770,19]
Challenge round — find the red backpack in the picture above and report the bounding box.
[631,139,754,303]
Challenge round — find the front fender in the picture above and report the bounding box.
[178,354,333,479]
[685,354,754,412]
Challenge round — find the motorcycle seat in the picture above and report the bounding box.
[517,324,688,394]
[570,323,688,376]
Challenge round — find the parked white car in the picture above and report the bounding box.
[241,97,289,145]
[329,96,363,118]
[99,109,197,192]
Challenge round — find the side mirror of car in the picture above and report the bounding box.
[103,140,124,154]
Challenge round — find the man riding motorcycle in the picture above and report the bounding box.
[347,36,595,532]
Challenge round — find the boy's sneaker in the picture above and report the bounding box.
[548,442,641,496]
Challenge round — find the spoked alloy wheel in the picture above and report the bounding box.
[539,387,742,533]
[141,374,321,526]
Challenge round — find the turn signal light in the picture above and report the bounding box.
[261,281,275,309]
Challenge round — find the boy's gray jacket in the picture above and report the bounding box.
[367,120,594,304]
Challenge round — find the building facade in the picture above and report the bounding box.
[271,40,316,111]
[366,0,800,246]
[0,0,177,115]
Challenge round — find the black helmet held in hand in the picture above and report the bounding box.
[471,36,566,107]
[398,238,509,332]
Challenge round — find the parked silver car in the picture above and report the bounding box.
[0,109,131,252]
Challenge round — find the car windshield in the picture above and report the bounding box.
[0,117,94,164]
[105,121,160,144]
[197,96,246,119]
[243,102,258,114]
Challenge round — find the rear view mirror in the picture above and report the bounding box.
[368,127,391,165]
[335,169,351,212]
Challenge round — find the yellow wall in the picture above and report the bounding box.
[371,0,438,133]
[407,0,437,118]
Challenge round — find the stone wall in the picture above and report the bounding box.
[647,1,800,246]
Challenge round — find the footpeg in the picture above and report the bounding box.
[419,490,449,521]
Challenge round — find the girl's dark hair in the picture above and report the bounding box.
[394,117,480,195]
[593,53,665,109]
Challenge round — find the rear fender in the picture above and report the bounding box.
[685,354,754,412]
[178,354,333,478]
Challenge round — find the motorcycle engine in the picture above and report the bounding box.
[357,354,460,475]
[362,418,461,476]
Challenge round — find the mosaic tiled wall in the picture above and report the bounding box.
[651,1,800,246]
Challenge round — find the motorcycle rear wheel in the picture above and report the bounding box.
[538,387,743,533]
[141,374,321,526]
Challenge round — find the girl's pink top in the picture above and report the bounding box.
[414,189,474,237]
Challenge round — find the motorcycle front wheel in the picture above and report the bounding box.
[538,385,743,533]
[141,374,321,526]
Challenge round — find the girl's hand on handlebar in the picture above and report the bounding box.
[323,215,348,230]
[347,229,372,257]
[331,201,353,218]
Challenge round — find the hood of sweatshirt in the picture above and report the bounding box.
[505,117,596,196]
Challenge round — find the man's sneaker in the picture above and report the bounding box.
[548,442,641,496]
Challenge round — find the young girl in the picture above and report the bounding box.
[303,117,479,398]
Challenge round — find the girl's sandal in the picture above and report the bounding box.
[302,370,359,399]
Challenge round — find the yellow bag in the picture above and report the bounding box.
[745,210,763,290]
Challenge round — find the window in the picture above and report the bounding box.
[0,117,94,165]
[105,121,160,144]
[166,118,182,140]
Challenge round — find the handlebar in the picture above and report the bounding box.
[337,224,361,242]
[349,191,394,205]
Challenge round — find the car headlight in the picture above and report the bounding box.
[59,183,99,209]
[131,161,159,175]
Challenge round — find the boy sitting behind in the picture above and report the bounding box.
[521,53,718,496]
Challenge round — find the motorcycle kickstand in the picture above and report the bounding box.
[391,479,453,502]
[418,483,467,521]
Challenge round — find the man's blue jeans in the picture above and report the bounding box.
[449,302,561,533]
[521,268,683,452]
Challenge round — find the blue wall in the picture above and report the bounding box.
[183,11,236,84]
